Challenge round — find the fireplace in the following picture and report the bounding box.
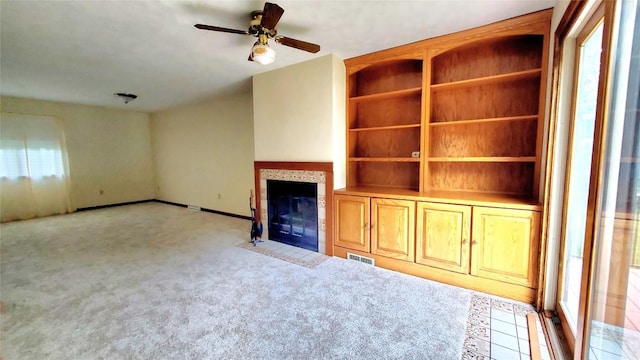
[256,162,332,255]
[267,180,318,251]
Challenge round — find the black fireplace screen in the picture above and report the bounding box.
[266,180,318,252]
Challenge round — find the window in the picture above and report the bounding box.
[0,114,72,221]
[547,0,640,358]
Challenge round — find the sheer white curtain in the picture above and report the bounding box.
[0,114,74,222]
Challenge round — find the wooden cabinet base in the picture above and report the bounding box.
[333,245,537,304]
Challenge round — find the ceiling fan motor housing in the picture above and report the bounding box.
[249,12,277,38]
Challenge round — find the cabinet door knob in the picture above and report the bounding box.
[472,240,478,245]
[462,239,468,244]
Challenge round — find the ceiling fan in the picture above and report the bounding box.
[194,2,321,65]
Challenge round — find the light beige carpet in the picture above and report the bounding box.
[1,202,471,359]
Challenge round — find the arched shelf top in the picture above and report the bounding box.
[349,59,423,98]
[431,34,544,85]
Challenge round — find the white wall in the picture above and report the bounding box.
[150,93,254,217]
[0,96,155,209]
[332,55,347,189]
[253,54,347,188]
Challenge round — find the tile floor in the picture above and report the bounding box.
[462,294,552,360]
[241,239,554,360]
[238,239,329,268]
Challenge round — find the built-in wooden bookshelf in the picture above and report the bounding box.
[426,33,546,199]
[336,10,552,303]
[344,26,549,201]
[347,58,423,191]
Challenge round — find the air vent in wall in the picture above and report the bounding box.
[346,252,375,266]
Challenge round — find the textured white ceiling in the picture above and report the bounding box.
[0,0,556,112]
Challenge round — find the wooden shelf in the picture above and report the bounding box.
[346,13,547,197]
[430,115,538,127]
[350,124,421,132]
[350,157,420,162]
[430,69,541,91]
[348,58,422,189]
[335,187,542,210]
[421,189,540,208]
[431,34,544,84]
[350,59,423,97]
[349,87,422,103]
[427,157,536,163]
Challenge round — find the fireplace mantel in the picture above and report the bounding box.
[254,161,333,256]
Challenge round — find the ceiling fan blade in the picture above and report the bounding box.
[260,2,284,30]
[275,36,320,53]
[194,24,249,35]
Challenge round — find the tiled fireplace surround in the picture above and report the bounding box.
[254,161,334,256]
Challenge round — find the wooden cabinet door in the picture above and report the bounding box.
[334,195,370,252]
[371,198,415,261]
[471,207,540,288]
[416,202,471,273]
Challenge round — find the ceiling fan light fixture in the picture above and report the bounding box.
[114,92,138,104]
[251,41,276,65]
[194,2,320,63]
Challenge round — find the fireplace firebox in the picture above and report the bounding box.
[266,180,318,252]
